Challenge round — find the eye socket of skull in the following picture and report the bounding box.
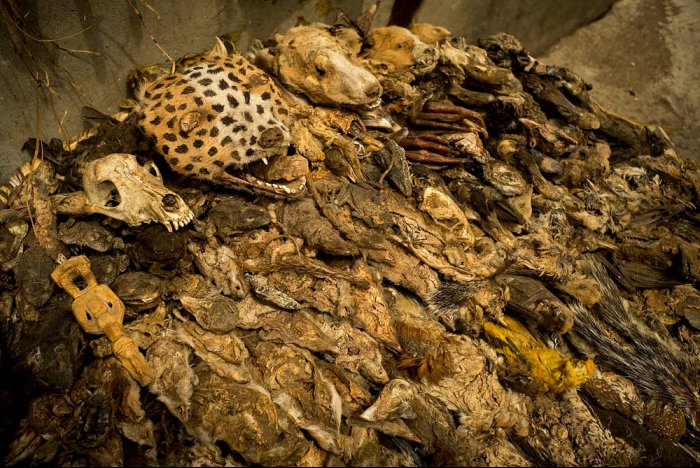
[143,161,162,180]
[93,180,122,207]
[161,193,180,212]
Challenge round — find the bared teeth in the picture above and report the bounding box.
[244,173,306,195]
[262,157,269,165]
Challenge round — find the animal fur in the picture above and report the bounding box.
[570,256,700,433]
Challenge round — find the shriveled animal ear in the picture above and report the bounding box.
[355,2,379,36]
[218,35,239,54]
[334,9,354,29]
[334,2,377,39]
[253,47,279,75]
[294,16,311,27]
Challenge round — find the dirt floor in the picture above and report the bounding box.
[540,0,699,160]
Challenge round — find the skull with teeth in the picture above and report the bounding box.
[80,153,194,231]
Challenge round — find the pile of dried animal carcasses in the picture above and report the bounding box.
[1,6,699,467]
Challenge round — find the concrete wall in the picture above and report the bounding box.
[0,0,615,182]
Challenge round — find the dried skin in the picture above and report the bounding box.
[19,161,65,261]
[527,391,639,466]
[173,316,250,383]
[282,197,359,256]
[207,196,271,237]
[361,379,458,458]
[583,371,645,424]
[132,224,186,268]
[188,366,311,466]
[257,310,337,354]
[146,339,198,422]
[124,302,167,350]
[179,294,240,333]
[111,271,163,312]
[187,240,248,298]
[15,246,55,308]
[349,261,401,352]
[315,313,389,385]
[249,340,343,455]
[58,220,124,253]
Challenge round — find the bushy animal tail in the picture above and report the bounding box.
[570,255,700,431]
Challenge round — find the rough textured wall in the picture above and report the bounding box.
[541,0,699,161]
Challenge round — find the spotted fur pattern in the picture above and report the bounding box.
[137,48,291,182]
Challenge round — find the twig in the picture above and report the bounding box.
[126,0,175,72]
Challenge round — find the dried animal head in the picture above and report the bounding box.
[410,23,452,44]
[364,26,438,77]
[263,25,382,108]
[137,40,307,197]
[81,153,193,231]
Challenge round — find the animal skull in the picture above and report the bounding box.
[81,153,194,231]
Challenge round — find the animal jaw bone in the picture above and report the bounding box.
[54,153,194,232]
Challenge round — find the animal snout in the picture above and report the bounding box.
[162,194,180,211]
[259,127,285,148]
[365,81,382,100]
